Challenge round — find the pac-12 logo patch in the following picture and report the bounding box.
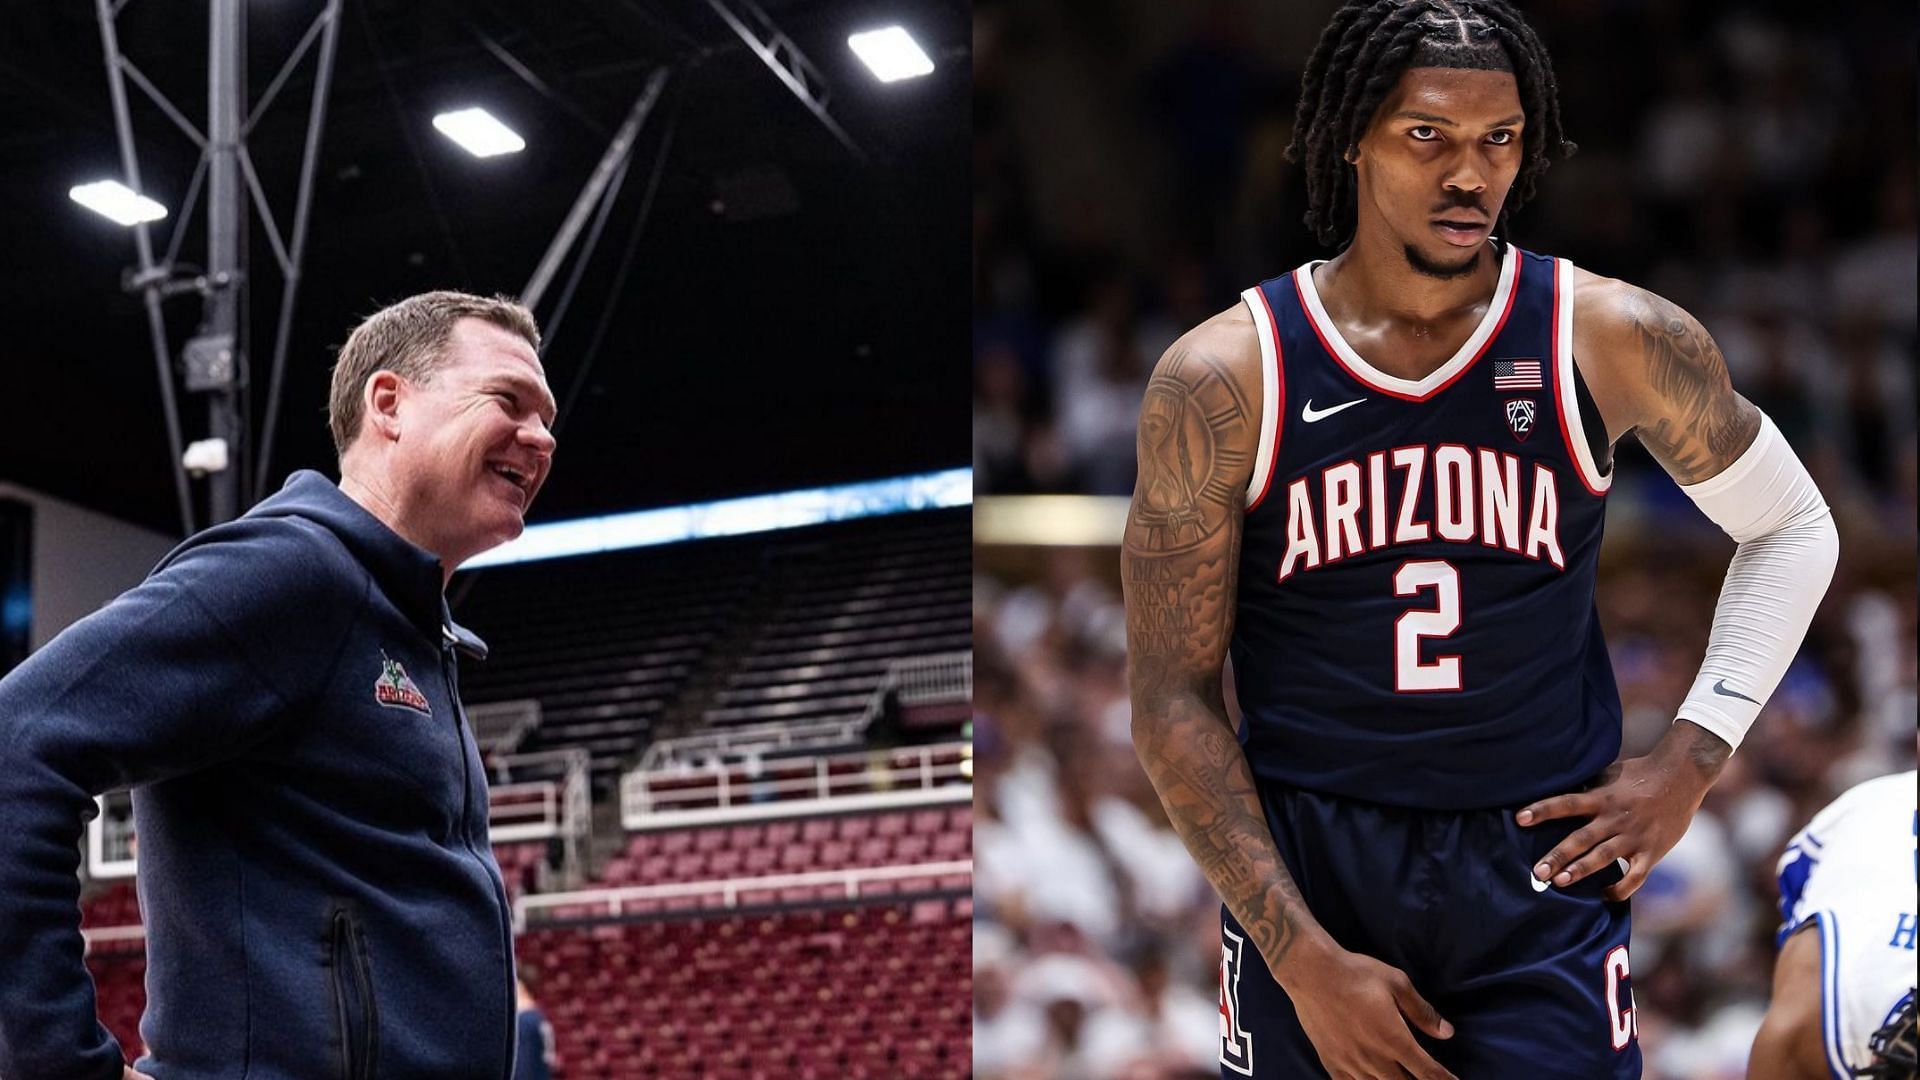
[373,652,432,715]
[1220,923,1255,1075]
[1504,398,1537,442]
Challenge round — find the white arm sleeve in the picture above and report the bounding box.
[1672,412,1839,751]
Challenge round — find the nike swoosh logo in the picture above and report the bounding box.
[1530,873,1550,893]
[1712,679,1760,704]
[1301,397,1366,423]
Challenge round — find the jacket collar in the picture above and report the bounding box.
[441,613,490,661]
[254,471,489,657]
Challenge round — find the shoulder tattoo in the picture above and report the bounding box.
[1626,291,1760,485]
[1127,346,1255,555]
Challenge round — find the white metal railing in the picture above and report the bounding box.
[87,792,137,880]
[514,859,972,932]
[890,651,971,705]
[85,860,976,947]
[80,923,148,954]
[621,740,971,829]
[487,748,591,885]
[86,748,591,885]
[638,650,973,773]
[468,698,542,755]
[638,715,864,772]
[488,782,563,834]
[853,650,971,736]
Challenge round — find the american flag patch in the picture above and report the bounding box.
[1492,359,1543,391]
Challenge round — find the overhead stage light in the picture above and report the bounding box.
[69,180,167,226]
[848,26,934,83]
[432,107,526,158]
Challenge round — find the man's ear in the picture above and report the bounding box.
[362,370,405,442]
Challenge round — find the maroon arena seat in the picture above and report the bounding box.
[516,904,968,1079]
[606,804,969,888]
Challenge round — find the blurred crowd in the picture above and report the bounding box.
[974,0,1916,526]
[972,1,1916,1077]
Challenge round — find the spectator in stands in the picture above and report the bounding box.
[512,973,558,1080]
[0,291,557,1079]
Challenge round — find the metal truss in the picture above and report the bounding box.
[700,0,866,162]
[94,0,343,530]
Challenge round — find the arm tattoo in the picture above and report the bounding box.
[1672,718,1733,777]
[1626,291,1761,485]
[1123,344,1318,972]
[1130,346,1254,557]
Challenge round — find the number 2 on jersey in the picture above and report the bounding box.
[1393,560,1462,692]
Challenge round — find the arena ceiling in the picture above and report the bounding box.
[0,0,968,536]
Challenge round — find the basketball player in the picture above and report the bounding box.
[1748,768,1918,1080]
[1120,3,1839,1077]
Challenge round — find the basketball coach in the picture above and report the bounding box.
[0,291,557,1079]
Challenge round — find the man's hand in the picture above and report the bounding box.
[123,1067,154,1080]
[1278,938,1458,1080]
[1517,719,1731,901]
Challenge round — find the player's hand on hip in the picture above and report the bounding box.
[1516,721,1731,901]
[1276,938,1458,1080]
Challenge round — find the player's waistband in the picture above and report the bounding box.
[1244,745,1620,810]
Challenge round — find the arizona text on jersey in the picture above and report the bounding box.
[1231,244,1620,810]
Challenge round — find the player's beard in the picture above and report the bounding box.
[1403,242,1482,280]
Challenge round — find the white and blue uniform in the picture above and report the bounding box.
[1775,770,1919,1079]
[1219,244,1641,1078]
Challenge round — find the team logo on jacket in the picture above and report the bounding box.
[373,653,432,715]
[1505,398,1536,442]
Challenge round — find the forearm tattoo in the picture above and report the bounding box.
[1627,291,1761,485]
[1123,345,1314,969]
[1674,717,1734,776]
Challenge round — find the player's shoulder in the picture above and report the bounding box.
[1565,265,1725,419]
[1149,303,1262,396]
[1789,770,1917,864]
[1567,266,1709,348]
[1817,769,1919,827]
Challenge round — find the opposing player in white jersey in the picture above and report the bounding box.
[1750,769,1919,1080]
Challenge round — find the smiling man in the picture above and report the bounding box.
[0,291,556,1079]
[329,293,557,579]
[1120,3,1839,1079]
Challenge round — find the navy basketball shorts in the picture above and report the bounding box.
[1219,780,1640,1079]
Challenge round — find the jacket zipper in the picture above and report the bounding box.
[329,914,352,1080]
[330,910,379,1080]
[443,638,519,1080]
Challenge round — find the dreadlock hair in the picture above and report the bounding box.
[1285,0,1576,248]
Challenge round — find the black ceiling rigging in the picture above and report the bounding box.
[0,0,969,536]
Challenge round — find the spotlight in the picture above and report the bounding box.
[432,108,526,158]
[848,27,934,83]
[69,180,167,226]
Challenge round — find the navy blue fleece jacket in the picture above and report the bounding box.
[0,471,517,1079]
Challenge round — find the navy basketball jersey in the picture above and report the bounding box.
[1232,243,1621,810]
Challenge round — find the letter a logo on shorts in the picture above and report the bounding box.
[373,652,432,716]
[1220,925,1255,1076]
